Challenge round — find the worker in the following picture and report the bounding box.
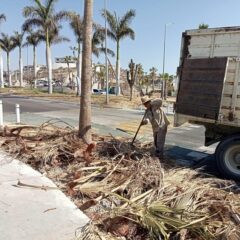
[141,96,170,158]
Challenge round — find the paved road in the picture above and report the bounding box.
[0,94,216,162]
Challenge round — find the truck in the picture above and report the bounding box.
[175,26,240,180]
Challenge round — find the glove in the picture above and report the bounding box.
[141,119,149,126]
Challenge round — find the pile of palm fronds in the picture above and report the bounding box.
[0,122,239,240]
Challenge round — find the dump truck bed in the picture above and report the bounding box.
[175,27,240,128]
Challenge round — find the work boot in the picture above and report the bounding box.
[155,150,163,158]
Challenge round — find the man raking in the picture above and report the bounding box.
[141,96,170,158]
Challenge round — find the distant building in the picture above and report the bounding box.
[23,65,46,73]
[53,57,76,69]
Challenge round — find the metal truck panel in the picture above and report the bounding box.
[188,33,240,58]
[175,27,240,128]
[176,57,227,120]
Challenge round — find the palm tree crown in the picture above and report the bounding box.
[92,26,114,58]
[0,33,16,53]
[102,9,136,95]
[12,31,25,87]
[69,13,83,44]
[24,30,42,48]
[22,0,71,94]
[12,31,24,47]
[103,9,135,42]
[0,33,16,86]
[0,14,6,88]
[0,14,6,24]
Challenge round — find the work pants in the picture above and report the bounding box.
[153,125,167,156]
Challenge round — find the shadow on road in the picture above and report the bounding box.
[166,145,220,176]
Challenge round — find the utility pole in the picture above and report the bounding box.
[104,0,109,104]
[161,24,166,99]
[161,22,173,99]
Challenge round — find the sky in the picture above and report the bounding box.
[1,0,240,75]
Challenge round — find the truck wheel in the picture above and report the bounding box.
[215,137,240,181]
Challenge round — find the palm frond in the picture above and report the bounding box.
[33,0,46,16]
[93,47,115,58]
[54,10,72,22]
[102,10,117,37]
[22,18,43,31]
[118,27,135,40]
[23,6,41,18]
[46,0,58,15]
[0,14,6,23]
[51,36,70,45]
[69,13,83,43]
[12,31,25,47]
[119,9,136,29]
[24,30,43,47]
[0,33,16,52]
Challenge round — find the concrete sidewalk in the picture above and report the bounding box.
[0,151,89,240]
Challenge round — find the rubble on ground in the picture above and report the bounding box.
[0,121,239,240]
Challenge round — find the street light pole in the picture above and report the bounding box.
[161,22,173,99]
[104,0,109,104]
[161,24,167,99]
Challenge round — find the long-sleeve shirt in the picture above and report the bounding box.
[143,99,170,132]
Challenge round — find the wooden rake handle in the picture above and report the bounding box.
[131,110,148,145]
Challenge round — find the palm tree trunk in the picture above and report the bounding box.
[46,29,53,94]
[164,77,168,99]
[79,0,93,143]
[152,78,155,91]
[116,40,120,96]
[33,46,37,88]
[7,51,11,87]
[67,62,71,86]
[0,49,4,88]
[19,46,23,87]
[76,42,82,96]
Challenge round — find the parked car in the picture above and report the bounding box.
[92,89,104,95]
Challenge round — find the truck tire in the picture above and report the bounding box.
[215,136,240,181]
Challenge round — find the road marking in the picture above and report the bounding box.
[169,129,184,134]
[187,124,201,128]
[198,146,216,154]
[180,126,195,131]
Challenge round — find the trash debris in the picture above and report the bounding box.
[0,122,239,240]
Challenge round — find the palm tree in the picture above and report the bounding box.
[92,26,114,58]
[63,55,72,86]
[103,9,136,95]
[69,13,114,96]
[149,67,158,91]
[12,31,25,87]
[96,65,105,89]
[137,64,144,86]
[0,14,6,88]
[0,33,16,87]
[0,14,5,24]
[69,13,83,94]
[23,0,71,94]
[79,0,93,143]
[23,30,42,88]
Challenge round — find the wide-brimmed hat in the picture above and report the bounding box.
[141,96,152,104]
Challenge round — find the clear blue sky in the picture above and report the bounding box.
[1,0,240,75]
